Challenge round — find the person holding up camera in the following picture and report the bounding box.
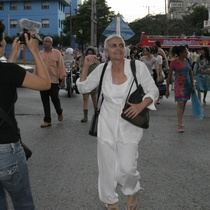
[0,21,50,210]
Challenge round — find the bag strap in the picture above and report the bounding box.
[125,60,138,101]
[130,60,138,88]
[96,61,108,108]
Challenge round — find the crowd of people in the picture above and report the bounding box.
[1,17,210,209]
[128,43,210,133]
[46,35,210,135]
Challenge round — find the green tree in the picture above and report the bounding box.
[63,0,115,47]
[167,19,186,35]
[182,6,209,35]
[127,14,167,46]
[127,6,209,47]
[63,2,209,48]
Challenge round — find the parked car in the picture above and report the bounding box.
[18,64,34,73]
[1,56,34,73]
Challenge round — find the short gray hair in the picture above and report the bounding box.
[104,34,125,49]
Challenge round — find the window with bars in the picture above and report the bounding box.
[0,3,4,10]
[42,19,49,28]
[24,2,31,10]
[171,2,183,8]
[10,19,18,28]
[10,2,18,10]
[42,1,49,9]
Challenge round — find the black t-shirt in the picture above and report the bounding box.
[0,62,26,144]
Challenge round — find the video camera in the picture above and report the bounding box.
[17,18,42,44]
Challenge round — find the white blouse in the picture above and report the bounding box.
[76,59,159,144]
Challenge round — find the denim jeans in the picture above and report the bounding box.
[0,141,35,210]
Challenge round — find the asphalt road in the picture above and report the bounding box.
[7,87,210,210]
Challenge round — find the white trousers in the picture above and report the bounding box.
[97,139,141,204]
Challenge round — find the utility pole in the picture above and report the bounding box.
[91,0,97,46]
[94,1,97,47]
[165,0,168,35]
[144,5,154,16]
[70,0,72,46]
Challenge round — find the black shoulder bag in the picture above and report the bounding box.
[89,62,108,136]
[121,60,150,129]
[0,102,32,160]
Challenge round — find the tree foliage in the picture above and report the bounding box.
[62,3,209,47]
[182,6,208,35]
[126,6,209,46]
[63,0,115,47]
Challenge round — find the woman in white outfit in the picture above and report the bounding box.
[76,34,159,210]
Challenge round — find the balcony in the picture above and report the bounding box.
[204,9,210,30]
[204,20,210,29]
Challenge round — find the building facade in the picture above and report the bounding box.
[65,0,82,16]
[0,0,79,37]
[168,0,210,19]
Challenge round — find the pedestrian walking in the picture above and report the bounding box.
[37,36,66,128]
[140,46,161,83]
[80,46,100,122]
[166,45,194,133]
[152,45,164,104]
[194,47,210,105]
[76,34,159,210]
[154,40,170,70]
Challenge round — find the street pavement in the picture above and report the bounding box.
[8,87,210,210]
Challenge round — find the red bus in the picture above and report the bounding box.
[136,32,210,49]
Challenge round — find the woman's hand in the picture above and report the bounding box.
[124,102,145,119]
[7,37,24,62]
[80,55,99,82]
[156,75,162,83]
[25,32,39,54]
[84,55,99,66]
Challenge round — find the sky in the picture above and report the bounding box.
[106,0,167,23]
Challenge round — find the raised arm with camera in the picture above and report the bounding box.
[22,32,50,90]
[8,18,50,91]
[8,32,50,90]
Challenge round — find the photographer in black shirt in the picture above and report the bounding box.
[0,21,50,210]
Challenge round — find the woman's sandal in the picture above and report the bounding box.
[105,202,120,210]
[125,194,137,210]
[125,202,137,210]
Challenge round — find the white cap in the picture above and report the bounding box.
[65,48,74,55]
